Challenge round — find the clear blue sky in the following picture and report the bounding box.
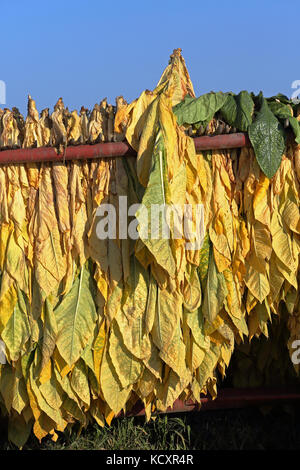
[1,0,299,116]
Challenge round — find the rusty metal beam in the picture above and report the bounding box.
[0,133,250,165]
[124,387,300,417]
[194,132,249,151]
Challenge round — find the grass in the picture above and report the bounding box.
[1,404,300,450]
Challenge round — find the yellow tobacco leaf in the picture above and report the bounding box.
[223,269,243,321]
[26,377,41,422]
[40,297,58,370]
[213,247,231,273]
[33,166,67,296]
[136,98,160,187]
[159,93,182,182]
[33,413,57,443]
[137,367,157,399]
[69,162,89,268]
[276,257,297,290]
[0,283,17,335]
[253,173,270,225]
[3,229,29,295]
[143,341,163,380]
[29,365,64,430]
[53,348,73,378]
[50,429,59,442]
[159,317,190,380]
[39,368,64,411]
[269,252,285,305]
[202,248,227,325]
[100,346,132,415]
[155,48,195,106]
[197,343,220,392]
[248,221,272,274]
[182,264,201,312]
[282,199,300,235]
[93,319,106,382]
[11,363,29,415]
[117,257,151,361]
[158,368,190,411]
[245,265,270,303]
[124,90,156,151]
[109,320,143,389]
[90,399,105,427]
[0,168,9,226]
[70,359,90,407]
[104,405,115,426]
[271,209,296,273]
[39,360,52,385]
[0,223,12,271]
[151,288,182,355]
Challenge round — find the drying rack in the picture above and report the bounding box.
[1,131,300,414]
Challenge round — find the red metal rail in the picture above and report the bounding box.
[0,133,250,164]
[125,387,300,417]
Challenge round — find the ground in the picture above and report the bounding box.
[1,403,300,450]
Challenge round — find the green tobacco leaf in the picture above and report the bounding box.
[268,101,292,119]
[55,263,98,366]
[264,100,300,143]
[267,93,291,105]
[185,307,210,351]
[220,91,254,131]
[11,362,28,414]
[0,364,14,412]
[173,92,228,126]
[248,98,285,178]
[2,288,30,362]
[198,233,210,283]
[288,116,300,144]
[202,247,227,324]
[136,132,176,277]
[235,91,254,131]
[197,342,220,390]
[8,412,32,449]
[220,94,237,126]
